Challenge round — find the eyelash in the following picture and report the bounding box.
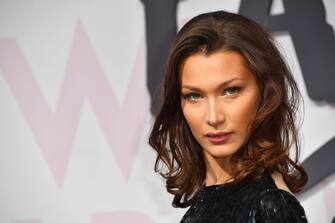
[223,87,241,96]
[182,87,241,102]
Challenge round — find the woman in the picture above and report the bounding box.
[149,10,308,222]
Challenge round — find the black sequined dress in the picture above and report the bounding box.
[180,175,308,223]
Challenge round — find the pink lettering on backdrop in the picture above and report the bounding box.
[0,20,149,186]
[92,211,155,223]
[324,184,335,222]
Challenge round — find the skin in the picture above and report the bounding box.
[180,50,260,186]
[272,171,292,194]
[180,50,292,193]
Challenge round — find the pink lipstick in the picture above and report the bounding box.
[205,131,232,144]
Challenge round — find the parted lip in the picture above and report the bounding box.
[205,131,232,137]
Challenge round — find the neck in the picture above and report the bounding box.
[204,155,233,186]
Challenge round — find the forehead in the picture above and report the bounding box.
[180,50,254,85]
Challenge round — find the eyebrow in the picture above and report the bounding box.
[181,77,245,91]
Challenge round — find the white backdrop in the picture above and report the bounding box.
[0,0,335,222]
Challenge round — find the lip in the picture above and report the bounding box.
[205,131,232,144]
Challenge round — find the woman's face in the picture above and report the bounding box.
[180,50,260,164]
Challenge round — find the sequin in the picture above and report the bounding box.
[179,175,308,223]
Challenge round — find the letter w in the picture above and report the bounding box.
[0,21,149,187]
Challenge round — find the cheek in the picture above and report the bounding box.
[228,94,259,130]
[182,105,204,133]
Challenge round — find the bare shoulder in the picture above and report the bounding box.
[271,171,294,195]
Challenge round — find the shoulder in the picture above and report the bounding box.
[252,189,308,222]
[271,171,292,194]
[249,174,308,222]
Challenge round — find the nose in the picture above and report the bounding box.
[205,99,225,127]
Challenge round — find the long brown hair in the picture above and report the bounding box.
[148,10,307,208]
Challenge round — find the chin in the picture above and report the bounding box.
[204,145,240,160]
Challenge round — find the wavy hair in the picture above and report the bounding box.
[148,10,307,208]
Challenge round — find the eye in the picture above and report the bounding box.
[224,87,241,96]
[182,93,203,102]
